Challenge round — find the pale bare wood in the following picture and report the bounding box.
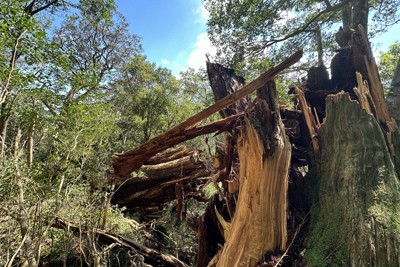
[216,118,291,267]
[295,87,319,152]
[215,80,291,266]
[354,72,372,114]
[141,155,202,179]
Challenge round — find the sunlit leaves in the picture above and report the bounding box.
[378,41,400,94]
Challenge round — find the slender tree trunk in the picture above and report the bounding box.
[0,114,9,157]
[387,59,400,124]
[352,0,369,34]
[341,0,352,30]
[13,128,22,159]
[27,123,34,165]
[315,26,324,66]
[16,167,38,267]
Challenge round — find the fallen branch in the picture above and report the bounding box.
[52,217,188,267]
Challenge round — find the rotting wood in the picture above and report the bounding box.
[104,147,212,212]
[112,50,303,177]
[306,93,400,266]
[206,61,247,118]
[111,169,210,211]
[144,147,195,165]
[140,155,203,179]
[110,113,241,180]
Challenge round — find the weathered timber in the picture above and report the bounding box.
[206,61,247,117]
[111,170,210,210]
[305,93,400,266]
[294,87,319,152]
[110,113,241,179]
[196,196,225,267]
[52,217,188,267]
[387,59,400,124]
[140,155,204,179]
[144,147,196,165]
[216,80,291,266]
[352,25,396,132]
[353,72,374,114]
[112,50,303,177]
[102,147,211,211]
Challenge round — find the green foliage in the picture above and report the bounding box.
[205,0,399,71]
[114,55,184,147]
[205,0,338,67]
[378,41,400,94]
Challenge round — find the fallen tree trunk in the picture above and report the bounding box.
[111,170,210,211]
[109,148,210,211]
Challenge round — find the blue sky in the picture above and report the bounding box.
[114,1,400,76]
[115,0,213,76]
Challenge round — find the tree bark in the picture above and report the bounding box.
[305,93,400,266]
[13,128,22,159]
[352,0,369,34]
[0,114,9,157]
[341,0,352,30]
[27,123,34,165]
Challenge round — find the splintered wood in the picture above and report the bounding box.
[353,72,374,114]
[216,80,291,267]
[352,24,396,132]
[294,87,319,152]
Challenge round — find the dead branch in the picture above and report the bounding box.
[52,217,188,267]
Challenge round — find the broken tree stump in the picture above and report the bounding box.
[305,93,400,266]
[215,80,291,266]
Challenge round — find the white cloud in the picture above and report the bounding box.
[161,59,169,65]
[193,4,209,24]
[187,32,217,70]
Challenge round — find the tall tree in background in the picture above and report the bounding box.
[0,0,66,158]
[206,0,400,68]
[0,1,143,266]
[113,55,181,147]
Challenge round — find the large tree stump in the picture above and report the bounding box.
[305,93,400,266]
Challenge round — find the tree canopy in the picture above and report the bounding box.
[205,0,400,68]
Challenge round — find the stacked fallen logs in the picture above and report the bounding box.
[110,147,211,213]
